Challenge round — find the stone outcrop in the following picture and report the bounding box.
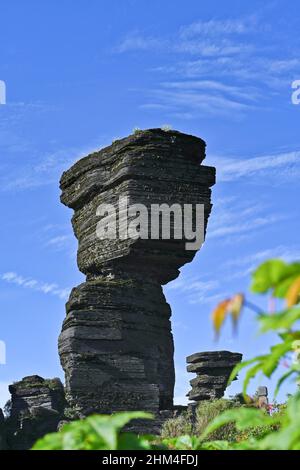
[5,375,65,450]
[58,129,215,416]
[187,351,242,402]
[256,386,269,410]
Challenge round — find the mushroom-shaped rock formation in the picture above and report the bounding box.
[58,129,215,416]
[187,351,243,402]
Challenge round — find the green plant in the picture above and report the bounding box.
[205,258,300,449]
[32,258,300,450]
[32,412,157,450]
[161,124,172,131]
[195,399,240,441]
[161,412,192,438]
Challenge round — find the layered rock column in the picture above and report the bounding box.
[58,129,215,415]
[5,376,65,450]
[187,351,242,402]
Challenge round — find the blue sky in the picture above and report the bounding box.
[0,0,300,407]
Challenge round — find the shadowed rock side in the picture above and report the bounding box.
[187,351,243,402]
[59,129,215,416]
[5,376,65,450]
[0,409,7,450]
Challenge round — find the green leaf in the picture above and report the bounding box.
[200,408,272,441]
[118,433,153,450]
[201,440,233,450]
[243,362,264,395]
[32,411,153,451]
[228,356,265,386]
[32,432,64,450]
[251,259,288,294]
[262,341,293,377]
[109,411,153,430]
[259,308,300,332]
[256,394,300,450]
[274,369,298,397]
[163,435,201,450]
[274,272,300,298]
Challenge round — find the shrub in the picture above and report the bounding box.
[32,258,300,450]
[195,399,239,441]
[161,412,192,438]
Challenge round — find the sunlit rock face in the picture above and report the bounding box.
[58,129,215,416]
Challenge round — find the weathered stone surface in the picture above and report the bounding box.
[187,351,242,402]
[256,386,269,410]
[187,350,242,364]
[59,128,215,418]
[5,375,65,450]
[257,386,268,397]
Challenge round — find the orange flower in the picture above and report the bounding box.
[211,299,231,338]
[286,276,300,308]
[228,293,245,331]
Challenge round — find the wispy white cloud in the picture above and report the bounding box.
[167,277,219,293]
[161,80,260,101]
[209,214,283,239]
[208,198,283,239]
[116,17,258,57]
[46,235,73,249]
[208,150,300,182]
[143,88,255,118]
[225,246,300,270]
[0,133,107,192]
[116,32,240,56]
[223,245,300,281]
[115,32,167,53]
[116,14,300,118]
[0,149,80,191]
[173,39,253,57]
[179,17,259,38]
[166,275,221,305]
[1,272,70,300]
[177,56,300,84]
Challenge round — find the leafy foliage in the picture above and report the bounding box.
[33,258,300,450]
[161,412,192,438]
[206,258,300,449]
[195,399,240,441]
[32,412,155,450]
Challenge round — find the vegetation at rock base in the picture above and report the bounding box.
[33,258,300,450]
[161,411,193,438]
[32,412,156,450]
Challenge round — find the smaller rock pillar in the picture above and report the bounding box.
[186,351,242,402]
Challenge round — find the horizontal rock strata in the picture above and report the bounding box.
[59,129,215,418]
[187,351,242,401]
[5,375,65,450]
